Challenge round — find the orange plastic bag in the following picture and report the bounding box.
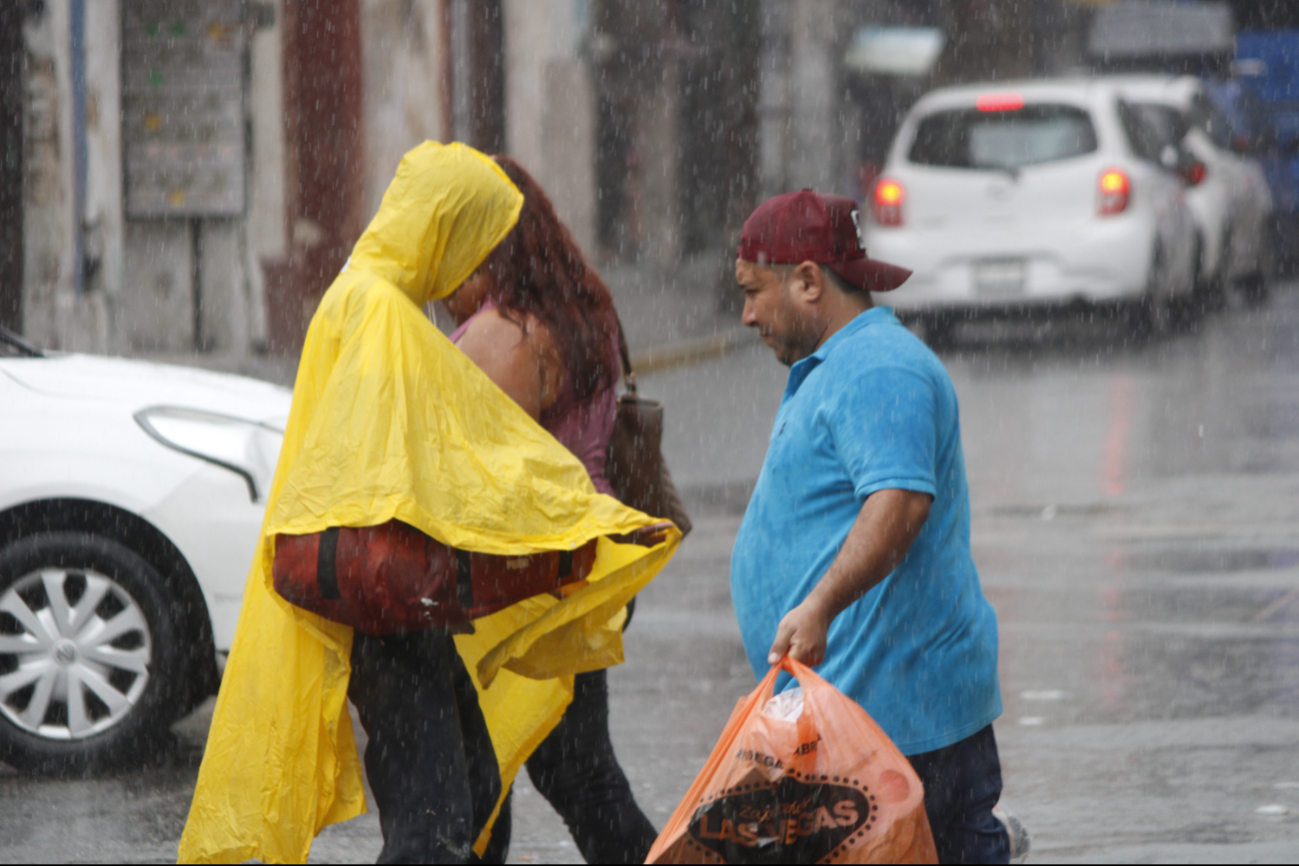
[646,657,937,865]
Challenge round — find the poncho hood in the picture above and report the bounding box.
[348,141,522,305]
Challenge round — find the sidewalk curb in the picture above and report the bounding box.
[630,327,756,375]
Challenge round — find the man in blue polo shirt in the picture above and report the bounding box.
[730,190,1009,864]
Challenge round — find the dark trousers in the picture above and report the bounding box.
[481,669,658,864]
[348,629,501,864]
[907,724,1010,865]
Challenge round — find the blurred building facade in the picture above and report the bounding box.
[9,0,1270,358]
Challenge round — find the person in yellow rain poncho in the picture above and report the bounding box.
[177,142,680,865]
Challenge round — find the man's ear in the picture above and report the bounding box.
[792,260,824,302]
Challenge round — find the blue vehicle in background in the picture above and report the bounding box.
[1234,31,1299,269]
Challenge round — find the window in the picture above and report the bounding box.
[1189,93,1233,150]
[1130,103,1189,149]
[1117,99,1165,163]
[908,104,1098,171]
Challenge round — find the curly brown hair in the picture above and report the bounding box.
[480,155,620,402]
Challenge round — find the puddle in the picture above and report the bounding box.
[1128,548,1299,574]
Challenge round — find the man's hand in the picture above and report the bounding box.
[767,597,834,666]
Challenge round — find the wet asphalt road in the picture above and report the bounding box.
[4,286,1299,863]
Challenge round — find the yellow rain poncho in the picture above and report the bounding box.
[178,142,679,864]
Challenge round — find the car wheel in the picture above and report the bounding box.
[0,532,186,773]
[1239,272,1271,308]
[1187,235,1223,320]
[1174,237,1205,329]
[1126,245,1172,341]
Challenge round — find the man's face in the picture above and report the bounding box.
[736,258,818,366]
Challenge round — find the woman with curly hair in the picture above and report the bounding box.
[445,155,658,864]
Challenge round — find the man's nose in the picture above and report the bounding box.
[741,299,757,327]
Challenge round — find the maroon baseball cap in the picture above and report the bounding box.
[737,189,911,292]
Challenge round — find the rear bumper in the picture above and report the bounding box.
[869,216,1154,311]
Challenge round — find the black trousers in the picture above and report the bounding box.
[481,669,658,864]
[907,724,1010,865]
[348,629,501,864]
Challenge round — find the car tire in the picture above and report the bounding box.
[0,532,187,773]
[1126,244,1173,341]
[1174,238,1205,330]
[1187,234,1221,320]
[1240,272,1270,308]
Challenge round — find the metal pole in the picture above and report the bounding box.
[71,0,87,296]
[192,218,202,350]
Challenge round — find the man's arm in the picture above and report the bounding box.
[767,488,931,666]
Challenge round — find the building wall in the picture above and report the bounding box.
[83,0,123,351]
[502,0,595,255]
[15,0,864,356]
[360,0,447,221]
[21,0,79,350]
[245,0,288,350]
[20,0,282,356]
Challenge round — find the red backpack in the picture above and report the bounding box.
[272,519,597,635]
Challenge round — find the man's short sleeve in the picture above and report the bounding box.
[829,366,939,501]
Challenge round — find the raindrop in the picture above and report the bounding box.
[1017,717,1045,726]
[1256,804,1289,816]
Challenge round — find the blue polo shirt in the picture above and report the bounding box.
[730,306,1001,755]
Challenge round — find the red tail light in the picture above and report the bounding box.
[1098,169,1130,216]
[976,93,1025,112]
[873,178,906,226]
[1185,160,1207,186]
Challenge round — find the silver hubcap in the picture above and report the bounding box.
[0,569,151,740]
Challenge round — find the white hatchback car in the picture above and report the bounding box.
[866,78,1199,337]
[1108,75,1274,304]
[0,327,290,771]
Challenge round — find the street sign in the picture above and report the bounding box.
[121,0,246,217]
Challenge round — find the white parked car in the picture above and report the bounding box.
[865,78,1200,338]
[0,326,290,771]
[1108,75,1274,304]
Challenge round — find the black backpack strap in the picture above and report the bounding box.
[456,550,475,610]
[317,527,341,600]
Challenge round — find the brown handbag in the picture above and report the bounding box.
[605,318,693,538]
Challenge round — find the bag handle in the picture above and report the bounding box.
[613,311,637,397]
[773,655,824,745]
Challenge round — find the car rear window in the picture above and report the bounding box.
[908,104,1098,170]
[1130,103,1188,149]
[1117,99,1170,163]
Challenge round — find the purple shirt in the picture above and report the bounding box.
[451,298,618,495]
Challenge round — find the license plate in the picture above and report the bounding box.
[974,259,1026,296]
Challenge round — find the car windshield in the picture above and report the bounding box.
[908,104,1099,171]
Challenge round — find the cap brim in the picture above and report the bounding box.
[829,256,912,293]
